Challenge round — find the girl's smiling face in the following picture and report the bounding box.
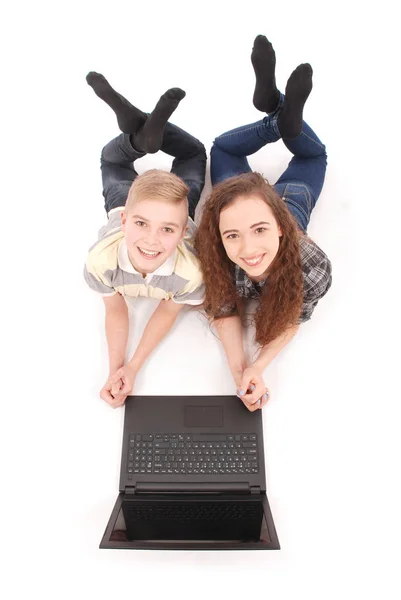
[219,194,282,281]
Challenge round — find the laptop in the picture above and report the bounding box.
[100,395,280,550]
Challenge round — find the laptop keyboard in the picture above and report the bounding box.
[127,433,259,476]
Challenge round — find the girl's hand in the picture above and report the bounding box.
[237,367,270,411]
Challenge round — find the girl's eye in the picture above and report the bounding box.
[135,221,146,227]
[255,227,266,234]
[227,234,238,240]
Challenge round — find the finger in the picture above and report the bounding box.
[112,392,127,402]
[242,382,265,405]
[244,398,260,412]
[111,379,123,396]
[112,396,127,408]
[237,374,255,398]
[118,377,133,394]
[109,370,123,383]
[100,388,115,403]
[256,391,269,408]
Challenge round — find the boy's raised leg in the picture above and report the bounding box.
[135,88,186,154]
[87,72,186,154]
[86,72,147,133]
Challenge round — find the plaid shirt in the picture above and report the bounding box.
[220,236,332,323]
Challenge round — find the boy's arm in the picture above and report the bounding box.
[103,293,129,375]
[127,300,185,375]
[213,315,247,388]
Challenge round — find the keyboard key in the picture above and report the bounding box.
[192,435,227,442]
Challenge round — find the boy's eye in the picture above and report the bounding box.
[135,221,146,227]
[163,227,174,233]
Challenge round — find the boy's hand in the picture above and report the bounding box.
[108,365,136,397]
[99,365,136,409]
[100,375,128,409]
[236,367,270,412]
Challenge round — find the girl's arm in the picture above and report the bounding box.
[253,324,299,372]
[213,315,247,388]
[239,324,299,410]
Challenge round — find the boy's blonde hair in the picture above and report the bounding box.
[125,169,189,213]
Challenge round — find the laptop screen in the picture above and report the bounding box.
[109,495,269,544]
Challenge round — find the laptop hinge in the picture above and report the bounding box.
[127,482,250,494]
[250,486,261,495]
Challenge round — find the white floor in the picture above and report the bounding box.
[2,1,400,599]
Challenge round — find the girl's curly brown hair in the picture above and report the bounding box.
[195,172,304,347]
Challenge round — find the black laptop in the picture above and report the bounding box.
[100,395,280,550]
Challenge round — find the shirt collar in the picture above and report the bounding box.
[235,265,267,287]
[118,238,176,276]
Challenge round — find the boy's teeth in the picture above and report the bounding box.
[139,247,159,256]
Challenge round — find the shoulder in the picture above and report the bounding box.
[86,228,125,278]
[174,218,203,287]
[299,234,330,269]
[299,235,332,291]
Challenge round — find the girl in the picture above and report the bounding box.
[195,35,332,412]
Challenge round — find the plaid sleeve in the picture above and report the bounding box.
[299,255,332,322]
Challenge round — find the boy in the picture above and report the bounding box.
[84,73,206,408]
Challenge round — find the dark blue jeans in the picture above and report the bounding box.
[101,122,207,220]
[210,94,327,232]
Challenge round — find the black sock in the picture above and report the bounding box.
[86,72,147,134]
[251,35,280,113]
[278,64,313,139]
[133,88,186,154]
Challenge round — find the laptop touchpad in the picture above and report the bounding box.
[185,406,223,427]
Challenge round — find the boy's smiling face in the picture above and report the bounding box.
[121,198,188,274]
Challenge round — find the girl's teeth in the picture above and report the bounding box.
[244,255,263,265]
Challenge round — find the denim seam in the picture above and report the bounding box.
[216,122,278,145]
[282,184,311,217]
[283,194,309,219]
[283,197,309,227]
[298,131,326,152]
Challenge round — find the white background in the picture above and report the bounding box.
[1,1,400,599]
